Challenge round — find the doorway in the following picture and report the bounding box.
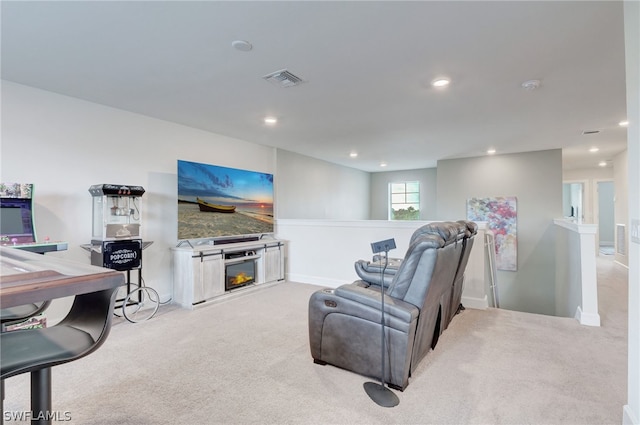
[562,182,585,221]
[596,180,615,255]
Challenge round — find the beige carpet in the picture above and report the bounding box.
[2,257,627,424]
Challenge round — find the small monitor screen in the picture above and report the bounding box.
[0,198,35,244]
[1,207,24,234]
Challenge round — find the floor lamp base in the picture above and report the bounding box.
[363,382,399,407]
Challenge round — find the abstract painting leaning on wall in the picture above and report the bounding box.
[466,196,517,271]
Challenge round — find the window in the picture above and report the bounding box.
[389,181,420,220]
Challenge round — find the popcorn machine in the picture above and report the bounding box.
[86,184,158,322]
[88,184,145,271]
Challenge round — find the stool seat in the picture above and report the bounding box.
[1,288,117,381]
[1,287,118,425]
[1,326,94,379]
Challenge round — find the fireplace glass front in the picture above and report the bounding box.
[225,258,256,291]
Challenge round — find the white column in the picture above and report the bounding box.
[553,219,600,326]
[575,224,600,326]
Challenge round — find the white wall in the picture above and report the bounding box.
[277,219,422,287]
[435,150,563,316]
[277,218,490,310]
[623,0,640,423]
[1,81,277,317]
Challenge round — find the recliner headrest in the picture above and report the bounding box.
[410,222,461,246]
[456,220,478,237]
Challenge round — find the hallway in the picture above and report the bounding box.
[596,252,628,330]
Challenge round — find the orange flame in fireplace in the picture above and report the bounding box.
[231,272,253,285]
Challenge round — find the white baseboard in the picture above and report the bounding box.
[286,273,349,288]
[624,405,639,425]
[461,294,488,310]
[574,306,601,327]
[615,260,630,269]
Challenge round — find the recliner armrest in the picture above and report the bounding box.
[354,259,398,288]
[334,283,419,323]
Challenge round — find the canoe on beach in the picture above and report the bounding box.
[196,197,236,213]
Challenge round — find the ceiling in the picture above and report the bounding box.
[1,1,628,172]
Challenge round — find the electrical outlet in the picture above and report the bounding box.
[371,238,396,254]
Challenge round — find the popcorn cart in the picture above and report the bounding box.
[86,184,157,322]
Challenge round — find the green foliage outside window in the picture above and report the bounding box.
[391,206,420,220]
[389,181,420,220]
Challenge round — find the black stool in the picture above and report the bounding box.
[1,301,51,424]
[1,288,118,425]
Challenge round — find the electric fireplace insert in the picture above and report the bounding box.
[225,252,256,291]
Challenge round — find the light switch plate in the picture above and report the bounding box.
[631,219,640,244]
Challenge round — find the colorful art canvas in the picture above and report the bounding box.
[467,196,517,271]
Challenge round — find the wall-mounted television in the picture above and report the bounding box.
[177,160,274,241]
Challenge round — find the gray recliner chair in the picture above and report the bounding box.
[354,221,467,288]
[308,225,464,391]
[354,221,477,329]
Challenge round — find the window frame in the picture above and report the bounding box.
[388,181,420,221]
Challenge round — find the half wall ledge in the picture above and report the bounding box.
[554,218,600,327]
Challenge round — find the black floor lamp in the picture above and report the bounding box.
[363,238,400,408]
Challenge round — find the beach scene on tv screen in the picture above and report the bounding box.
[177,160,274,240]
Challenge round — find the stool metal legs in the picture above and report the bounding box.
[30,368,51,425]
[1,379,5,425]
[1,368,55,425]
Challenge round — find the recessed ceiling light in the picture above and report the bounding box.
[264,117,277,125]
[231,40,252,52]
[619,120,629,127]
[380,162,388,167]
[589,147,599,153]
[431,78,450,88]
[349,152,358,158]
[487,148,496,155]
[599,161,607,167]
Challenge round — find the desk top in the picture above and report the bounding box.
[0,247,124,308]
[2,241,69,254]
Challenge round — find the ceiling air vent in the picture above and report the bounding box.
[262,69,306,88]
[582,130,601,135]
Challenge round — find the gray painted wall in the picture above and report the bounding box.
[436,150,563,315]
[369,168,437,220]
[275,149,370,220]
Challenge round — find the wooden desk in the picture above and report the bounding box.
[1,241,69,255]
[0,247,124,425]
[0,247,123,308]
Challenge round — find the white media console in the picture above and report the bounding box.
[171,237,285,308]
